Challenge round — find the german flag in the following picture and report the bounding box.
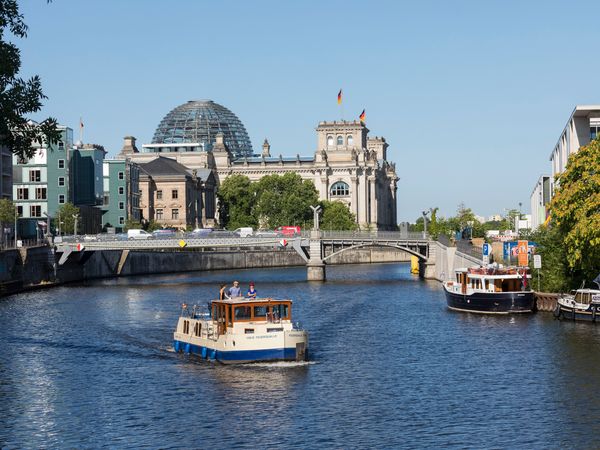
[337,89,342,105]
[359,109,366,123]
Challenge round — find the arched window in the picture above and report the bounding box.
[327,135,334,146]
[330,181,350,197]
[347,135,354,146]
[336,135,343,145]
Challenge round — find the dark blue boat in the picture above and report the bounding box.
[443,266,535,314]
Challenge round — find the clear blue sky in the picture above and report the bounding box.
[17,0,600,222]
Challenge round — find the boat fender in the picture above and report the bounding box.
[201,347,207,359]
[184,343,191,354]
[174,341,180,352]
[210,349,216,360]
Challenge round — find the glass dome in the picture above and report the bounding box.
[152,100,253,158]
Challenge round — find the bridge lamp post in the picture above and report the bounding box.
[310,205,322,231]
[73,214,79,237]
[422,210,431,239]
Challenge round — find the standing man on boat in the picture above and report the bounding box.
[228,281,241,298]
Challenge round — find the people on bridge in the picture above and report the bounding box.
[246,282,257,299]
[228,280,241,298]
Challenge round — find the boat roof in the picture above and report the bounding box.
[574,289,600,294]
[212,297,292,305]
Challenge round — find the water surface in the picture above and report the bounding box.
[1,263,600,448]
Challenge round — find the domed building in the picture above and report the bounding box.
[121,100,399,230]
[151,100,253,159]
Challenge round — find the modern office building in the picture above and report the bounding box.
[127,100,399,230]
[12,124,73,238]
[530,175,551,229]
[549,105,600,196]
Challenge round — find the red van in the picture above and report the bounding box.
[276,226,301,237]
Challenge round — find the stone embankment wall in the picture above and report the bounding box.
[0,245,412,297]
[429,241,481,282]
[535,292,559,312]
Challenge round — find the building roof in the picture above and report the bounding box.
[152,100,253,159]
[140,156,191,177]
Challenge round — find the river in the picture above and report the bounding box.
[1,263,600,449]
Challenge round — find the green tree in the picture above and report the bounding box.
[217,174,256,229]
[549,137,600,280]
[0,198,16,245]
[528,225,571,292]
[55,203,79,234]
[0,0,60,159]
[123,218,141,231]
[253,173,318,229]
[320,200,357,231]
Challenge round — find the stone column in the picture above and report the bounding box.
[350,175,358,218]
[358,171,368,226]
[201,189,207,226]
[320,174,329,199]
[369,176,377,228]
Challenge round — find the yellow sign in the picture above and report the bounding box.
[517,240,528,266]
[179,240,187,248]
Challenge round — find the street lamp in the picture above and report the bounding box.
[422,209,431,239]
[14,208,18,248]
[310,205,322,231]
[73,214,79,237]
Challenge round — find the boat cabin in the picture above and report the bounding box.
[571,289,600,305]
[210,298,292,334]
[451,267,530,294]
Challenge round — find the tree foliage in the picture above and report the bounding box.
[320,200,357,231]
[254,173,318,229]
[54,203,80,234]
[0,0,60,159]
[0,198,15,226]
[527,225,571,292]
[217,173,320,230]
[549,137,600,280]
[218,174,257,229]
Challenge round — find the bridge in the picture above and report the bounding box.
[54,231,433,281]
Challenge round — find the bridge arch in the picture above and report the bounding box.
[322,242,428,263]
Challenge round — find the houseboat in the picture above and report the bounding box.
[443,266,535,314]
[554,277,600,322]
[173,297,309,364]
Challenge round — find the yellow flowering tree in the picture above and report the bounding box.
[549,137,600,280]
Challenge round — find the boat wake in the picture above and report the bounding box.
[250,360,317,368]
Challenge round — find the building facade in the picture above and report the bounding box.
[102,158,140,231]
[137,157,216,229]
[549,105,600,196]
[1,144,12,200]
[12,125,73,238]
[127,100,399,230]
[530,175,551,229]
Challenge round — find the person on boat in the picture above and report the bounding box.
[228,280,241,298]
[246,282,257,299]
[219,284,230,300]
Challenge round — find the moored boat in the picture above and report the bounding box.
[554,276,600,322]
[443,266,535,314]
[173,297,309,364]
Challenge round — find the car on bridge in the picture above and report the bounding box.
[152,228,177,239]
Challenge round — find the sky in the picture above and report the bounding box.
[16,0,600,222]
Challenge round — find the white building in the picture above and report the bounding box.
[549,105,600,196]
[530,175,551,229]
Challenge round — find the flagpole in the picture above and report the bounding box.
[79,116,83,143]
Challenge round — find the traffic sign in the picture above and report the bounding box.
[533,254,542,269]
[482,243,491,256]
[482,255,490,265]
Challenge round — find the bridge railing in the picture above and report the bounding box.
[312,231,428,240]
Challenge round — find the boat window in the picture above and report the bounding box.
[234,306,252,320]
[253,305,268,319]
[183,320,190,334]
[194,322,201,336]
[271,303,289,320]
[244,328,254,334]
[267,328,284,333]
